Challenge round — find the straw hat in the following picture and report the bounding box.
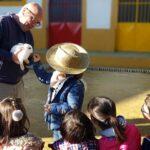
[46,43,89,74]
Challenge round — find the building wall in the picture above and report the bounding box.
[82,0,118,51]
[0,0,48,50]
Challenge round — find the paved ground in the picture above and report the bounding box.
[23,68,150,149]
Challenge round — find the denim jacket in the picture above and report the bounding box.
[33,62,85,130]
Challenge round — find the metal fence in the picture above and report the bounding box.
[118,0,150,22]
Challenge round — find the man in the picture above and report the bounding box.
[0,2,43,100]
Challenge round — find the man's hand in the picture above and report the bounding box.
[12,53,19,64]
[11,47,23,64]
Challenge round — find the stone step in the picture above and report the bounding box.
[34,50,150,69]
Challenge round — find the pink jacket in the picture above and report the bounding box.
[99,124,141,150]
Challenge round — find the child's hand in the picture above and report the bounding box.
[44,104,50,112]
[32,53,41,62]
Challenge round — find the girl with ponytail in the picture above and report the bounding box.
[87,96,141,150]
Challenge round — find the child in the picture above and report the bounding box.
[0,97,44,149]
[49,110,98,149]
[141,94,150,150]
[141,94,150,120]
[87,96,141,150]
[32,43,89,141]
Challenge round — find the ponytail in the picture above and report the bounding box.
[109,116,126,142]
[88,96,127,143]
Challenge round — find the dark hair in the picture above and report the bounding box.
[74,73,84,79]
[87,96,126,142]
[60,110,96,143]
[67,73,84,80]
[0,97,30,144]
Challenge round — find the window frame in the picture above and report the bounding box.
[0,0,26,6]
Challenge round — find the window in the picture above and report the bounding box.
[118,0,150,22]
[0,0,21,2]
[49,0,81,22]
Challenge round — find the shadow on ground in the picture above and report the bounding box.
[23,69,150,139]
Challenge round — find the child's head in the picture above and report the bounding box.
[87,96,126,142]
[46,43,89,75]
[0,97,30,143]
[141,94,150,120]
[60,110,96,143]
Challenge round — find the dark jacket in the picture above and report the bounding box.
[33,62,85,130]
[0,13,33,83]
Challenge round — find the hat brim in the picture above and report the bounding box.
[46,43,89,74]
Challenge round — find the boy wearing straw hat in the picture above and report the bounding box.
[32,43,89,141]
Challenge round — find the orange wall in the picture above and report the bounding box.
[82,0,118,51]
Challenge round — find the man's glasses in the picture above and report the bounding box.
[25,7,41,27]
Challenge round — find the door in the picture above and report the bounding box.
[116,0,150,52]
[48,0,81,47]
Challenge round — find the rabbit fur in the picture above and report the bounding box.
[11,43,33,70]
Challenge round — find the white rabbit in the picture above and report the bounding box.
[11,43,33,70]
